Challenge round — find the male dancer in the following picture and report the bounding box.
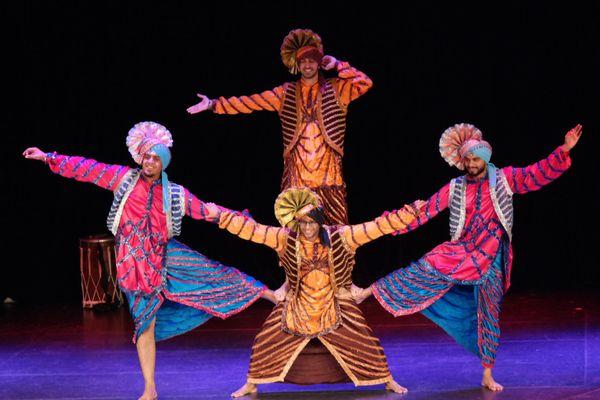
[23,121,276,400]
[218,187,424,397]
[187,28,372,225]
[353,123,582,391]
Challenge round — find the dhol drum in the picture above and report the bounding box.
[79,234,123,309]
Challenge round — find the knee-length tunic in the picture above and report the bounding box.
[212,61,372,225]
[373,147,572,367]
[218,206,418,385]
[47,154,265,341]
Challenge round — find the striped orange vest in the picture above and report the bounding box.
[279,79,347,157]
[280,227,354,297]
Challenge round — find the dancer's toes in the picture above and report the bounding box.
[138,387,158,400]
[231,382,257,398]
[385,379,408,394]
[481,375,504,391]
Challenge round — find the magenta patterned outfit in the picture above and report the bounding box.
[47,153,265,342]
[373,146,572,367]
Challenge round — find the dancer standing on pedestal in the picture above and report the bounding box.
[187,29,372,225]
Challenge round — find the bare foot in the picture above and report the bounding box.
[138,386,158,400]
[385,379,408,394]
[261,289,277,305]
[231,382,257,398]
[482,368,504,391]
[351,284,372,304]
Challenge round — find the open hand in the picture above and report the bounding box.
[320,55,337,71]
[186,94,212,114]
[562,124,583,152]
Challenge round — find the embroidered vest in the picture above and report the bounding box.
[279,227,354,297]
[448,170,514,241]
[279,79,347,157]
[106,169,186,239]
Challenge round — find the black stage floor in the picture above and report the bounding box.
[1,290,599,399]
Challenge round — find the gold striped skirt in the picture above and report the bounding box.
[247,298,392,386]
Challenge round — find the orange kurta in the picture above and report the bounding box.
[284,237,337,336]
[213,61,372,190]
[286,81,343,188]
[218,205,419,385]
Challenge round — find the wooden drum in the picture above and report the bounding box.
[79,234,123,309]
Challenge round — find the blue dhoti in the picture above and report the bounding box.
[373,245,505,367]
[125,239,265,342]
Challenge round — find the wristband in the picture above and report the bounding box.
[45,151,57,164]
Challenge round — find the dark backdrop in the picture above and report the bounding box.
[6,2,599,303]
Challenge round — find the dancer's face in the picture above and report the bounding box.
[299,57,319,80]
[298,216,320,241]
[141,152,163,181]
[463,154,487,179]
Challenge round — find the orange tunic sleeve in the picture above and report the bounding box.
[334,61,373,107]
[213,85,285,114]
[218,209,288,253]
[340,206,419,251]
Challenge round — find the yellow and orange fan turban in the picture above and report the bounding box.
[439,123,483,170]
[280,29,324,74]
[274,187,322,231]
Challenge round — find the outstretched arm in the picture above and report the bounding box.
[184,189,224,223]
[503,124,582,194]
[218,208,288,253]
[322,56,373,107]
[340,201,424,251]
[388,184,451,236]
[186,85,285,115]
[23,147,130,191]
